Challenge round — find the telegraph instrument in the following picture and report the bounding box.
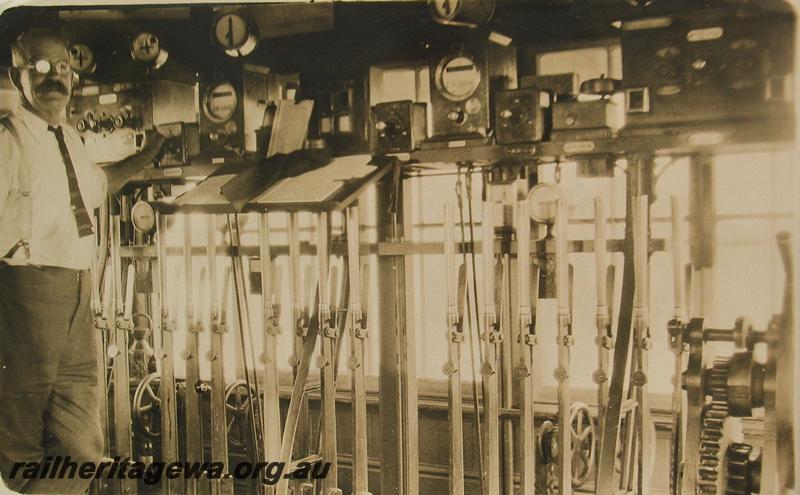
[370,100,427,153]
[427,42,516,142]
[200,79,245,153]
[494,87,552,144]
[67,80,196,164]
[621,9,794,127]
[551,77,624,140]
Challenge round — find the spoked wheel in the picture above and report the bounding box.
[535,403,597,489]
[224,379,259,450]
[570,402,596,488]
[133,372,162,439]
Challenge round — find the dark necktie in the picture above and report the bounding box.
[48,125,94,237]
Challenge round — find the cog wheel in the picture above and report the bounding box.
[725,442,761,495]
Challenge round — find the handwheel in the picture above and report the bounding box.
[224,379,258,450]
[570,402,596,488]
[133,372,162,439]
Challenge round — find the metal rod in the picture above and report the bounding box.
[633,195,652,495]
[317,212,341,494]
[206,214,233,494]
[554,198,573,495]
[110,214,137,494]
[347,206,372,495]
[594,196,611,460]
[515,200,536,495]
[259,213,282,495]
[444,203,465,495]
[156,212,181,495]
[668,196,684,495]
[482,200,501,495]
[182,214,207,495]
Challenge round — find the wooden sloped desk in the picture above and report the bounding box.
[150,153,392,214]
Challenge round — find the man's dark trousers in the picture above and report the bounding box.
[0,264,105,493]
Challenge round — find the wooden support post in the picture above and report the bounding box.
[156,213,181,495]
[377,168,416,495]
[182,214,207,495]
[259,214,282,495]
[554,198,573,495]
[206,215,233,495]
[443,203,465,495]
[347,206,372,495]
[110,214,137,495]
[317,212,341,495]
[514,200,537,495]
[481,201,501,495]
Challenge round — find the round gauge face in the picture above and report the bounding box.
[203,82,239,123]
[131,33,160,63]
[131,201,156,233]
[436,55,481,102]
[527,183,562,223]
[69,44,95,74]
[214,13,250,50]
[433,0,461,20]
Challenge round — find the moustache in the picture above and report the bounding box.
[35,80,68,96]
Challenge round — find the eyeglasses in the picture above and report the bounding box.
[21,59,72,76]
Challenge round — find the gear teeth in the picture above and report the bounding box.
[725,443,757,495]
[698,401,730,494]
[708,357,731,403]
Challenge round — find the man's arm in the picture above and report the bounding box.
[102,132,166,195]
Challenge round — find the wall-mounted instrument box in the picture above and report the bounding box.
[199,64,270,156]
[621,9,794,127]
[67,80,196,164]
[494,88,552,144]
[303,72,370,155]
[551,77,624,140]
[427,41,517,141]
[370,100,427,153]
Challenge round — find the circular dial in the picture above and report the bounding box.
[527,183,563,223]
[435,55,481,102]
[214,13,250,50]
[131,201,156,233]
[203,82,239,123]
[433,0,462,21]
[69,44,95,74]
[131,33,161,63]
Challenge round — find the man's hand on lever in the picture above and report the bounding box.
[104,129,167,195]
